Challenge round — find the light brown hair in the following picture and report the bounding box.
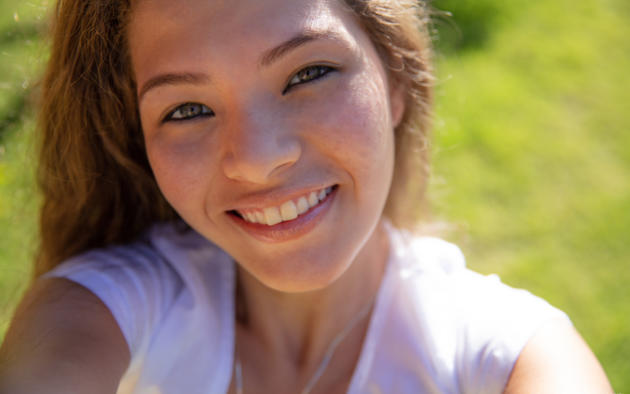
[35,0,433,276]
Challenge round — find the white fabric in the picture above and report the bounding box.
[44,222,570,394]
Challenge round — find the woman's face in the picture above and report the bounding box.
[129,0,404,292]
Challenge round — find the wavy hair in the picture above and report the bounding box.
[35,0,433,276]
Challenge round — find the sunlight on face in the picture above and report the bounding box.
[128,0,404,292]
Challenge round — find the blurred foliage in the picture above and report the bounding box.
[0,0,48,335]
[431,0,630,389]
[431,0,507,53]
[0,0,628,390]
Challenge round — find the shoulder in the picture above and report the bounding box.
[385,228,580,392]
[46,223,179,279]
[0,277,130,394]
[46,221,229,293]
[389,230,567,329]
[504,317,614,393]
[43,224,186,318]
[43,221,232,354]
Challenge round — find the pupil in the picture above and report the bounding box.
[184,104,198,116]
[302,67,318,81]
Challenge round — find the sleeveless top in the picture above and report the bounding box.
[44,222,570,394]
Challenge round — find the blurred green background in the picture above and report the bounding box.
[0,0,628,390]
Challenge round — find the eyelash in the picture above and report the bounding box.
[163,102,214,123]
[162,64,335,122]
[283,64,336,94]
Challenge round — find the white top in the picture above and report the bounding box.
[44,222,570,394]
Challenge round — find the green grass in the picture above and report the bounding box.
[0,1,48,334]
[1,0,628,390]
[432,0,630,389]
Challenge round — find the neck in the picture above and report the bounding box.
[235,220,390,370]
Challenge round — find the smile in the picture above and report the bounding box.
[235,186,334,226]
[227,185,338,243]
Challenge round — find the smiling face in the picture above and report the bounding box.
[129,0,404,292]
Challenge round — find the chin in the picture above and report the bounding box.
[263,275,339,294]
[242,253,352,293]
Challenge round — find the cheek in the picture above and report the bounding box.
[307,69,395,180]
[144,132,218,214]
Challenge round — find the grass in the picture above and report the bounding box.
[0,0,48,334]
[431,0,630,389]
[0,0,628,390]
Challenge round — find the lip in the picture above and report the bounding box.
[228,184,333,212]
[227,185,338,243]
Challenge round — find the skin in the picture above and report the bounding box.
[503,318,613,393]
[131,0,613,392]
[131,0,401,292]
[0,0,613,393]
[131,0,402,391]
[0,278,130,394]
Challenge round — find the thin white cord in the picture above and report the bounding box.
[300,300,373,394]
[234,300,374,394]
[235,353,243,394]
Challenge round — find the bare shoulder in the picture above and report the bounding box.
[0,277,130,394]
[503,317,614,393]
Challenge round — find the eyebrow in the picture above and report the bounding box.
[138,29,345,101]
[258,29,345,68]
[138,72,210,102]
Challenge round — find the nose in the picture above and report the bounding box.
[221,109,301,184]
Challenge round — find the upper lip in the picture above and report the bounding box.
[226,184,336,212]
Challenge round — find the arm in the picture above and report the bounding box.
[0,278,131,394]
[504,317,614,393]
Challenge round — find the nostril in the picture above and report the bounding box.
[221,137,302,184]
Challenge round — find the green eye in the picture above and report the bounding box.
[284,65,335,94]
[164,103,214,122]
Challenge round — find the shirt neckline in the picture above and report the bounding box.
[225,224,400,394]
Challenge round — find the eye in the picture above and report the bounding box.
[163,103,214,122]
[283,65,335,94]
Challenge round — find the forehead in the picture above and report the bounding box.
[128,0,363,79]
[130,0,338,32]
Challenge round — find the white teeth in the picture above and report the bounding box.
[308,192,319,207]
[238,186,335,225]
[296,197,309,214]
[263,207,282,226]
[280,200,298,221]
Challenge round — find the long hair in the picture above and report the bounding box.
[342,0,434,230]
[35,0,433,276]
[35,0,175,277]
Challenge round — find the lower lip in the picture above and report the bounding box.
[228,186,338,243]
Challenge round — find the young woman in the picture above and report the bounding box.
[0,0,613,393]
